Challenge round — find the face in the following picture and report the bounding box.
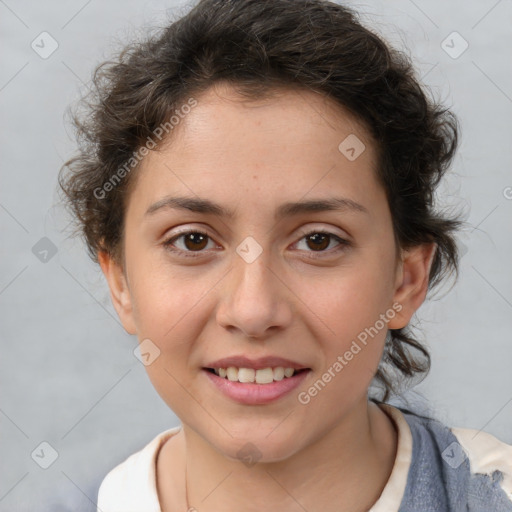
[100,83,433,462]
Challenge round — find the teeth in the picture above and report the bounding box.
[273,366,285,381]
[255,367,273,384]
[212,366,301,384]
[238,368,255,383]
[227,367,239,381]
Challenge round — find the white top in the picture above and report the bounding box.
[96,404,512,511]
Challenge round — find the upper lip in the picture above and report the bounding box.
[204,355,310,370]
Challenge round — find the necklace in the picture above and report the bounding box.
[184,455,191,511]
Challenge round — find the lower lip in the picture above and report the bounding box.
[203,369,311,405]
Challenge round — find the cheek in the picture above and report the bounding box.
[127,250,208,340]
[302,255,394,338]
[300,283,390,412]
[295,255,394,386]
[127,262,210,411]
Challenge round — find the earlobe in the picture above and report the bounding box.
[98,250,137,335]
[387,243,437,330]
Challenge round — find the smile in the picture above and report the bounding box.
[206,366,303,384]
[202,367,311,405]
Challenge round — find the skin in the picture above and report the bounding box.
[99,82,436,512]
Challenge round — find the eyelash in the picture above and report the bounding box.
[162,229,351,259]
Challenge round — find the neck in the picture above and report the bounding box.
[168,399,397,512]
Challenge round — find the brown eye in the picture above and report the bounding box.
[305,233,330,251]
[163,230,216,257]
[163,228,350,260]
[294,230,351,258]
[182,232,209,251]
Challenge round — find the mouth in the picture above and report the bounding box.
[202,366,312,405]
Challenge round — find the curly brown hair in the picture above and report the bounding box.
[58,0,465,402]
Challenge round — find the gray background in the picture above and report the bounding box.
[1,0,511,510]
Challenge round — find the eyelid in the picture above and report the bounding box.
[295,224,349,240]
[162,227,218,258]
[162,224,352,258]
[164,223,349,242]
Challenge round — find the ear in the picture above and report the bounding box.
[98,250,137,335]
[387,242,437,330]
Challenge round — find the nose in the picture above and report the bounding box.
[216,246,293,339]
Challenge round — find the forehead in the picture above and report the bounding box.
[128,83,383,222]
[174,83,374,158]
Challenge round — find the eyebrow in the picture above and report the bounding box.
[145,195,369,219]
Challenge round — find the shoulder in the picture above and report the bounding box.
[97,426,181,512]
[450,425,512,506]
[393,405,512,511]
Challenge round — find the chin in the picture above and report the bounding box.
[210,428,305,465]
